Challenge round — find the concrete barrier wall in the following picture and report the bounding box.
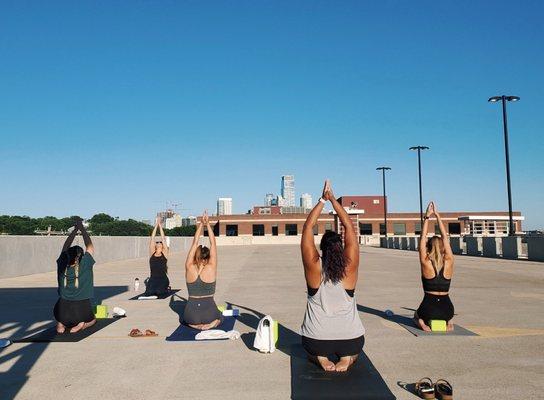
[0,236,195,279]
[450,237,463,255]
[502,236,522,260]
[482,237,500,258]
[527,237,544,262]
[466,237,482,256]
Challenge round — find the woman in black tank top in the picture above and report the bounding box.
[414,202,455,331]
[143,218,170,296]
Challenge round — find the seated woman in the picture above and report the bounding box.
[300,180,365,372]
[414,201,455,331]
[141,218,170,298]
[54,218,96,334]
[183,211,222,330]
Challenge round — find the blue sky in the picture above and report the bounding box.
[1,1,543,229]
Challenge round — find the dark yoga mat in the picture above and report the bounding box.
[166,316,237,342]
[15,318,118,343]
[290,344,396,399]
[129,289,179,300]
[397,320,478,337]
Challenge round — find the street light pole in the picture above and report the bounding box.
[409,146,429,229]
[376,167,391,238]
[488,95,520,236]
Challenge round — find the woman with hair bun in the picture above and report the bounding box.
[54,218,96,334]
[183,211,222,330]
[300,180,365,372]
[414,201,455,331]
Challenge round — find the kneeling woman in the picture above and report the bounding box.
[183,211,222,330]
[143,218,170,297]
[54,219,96,334]
[300,181,365,372]
[414,201,455,331]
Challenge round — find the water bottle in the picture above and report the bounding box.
[134,278,140,292]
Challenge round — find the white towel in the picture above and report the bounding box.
[253,315,276,353]
[138,295,158,300]
[195,329,241,341]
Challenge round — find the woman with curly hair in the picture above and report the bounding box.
[300,180,365,372]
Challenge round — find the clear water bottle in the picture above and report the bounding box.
[134,278,140,292]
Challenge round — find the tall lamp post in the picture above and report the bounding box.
[409,146,429,228]
[376,167,391,238]
[488,95,520,236]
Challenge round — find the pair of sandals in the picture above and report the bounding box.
[416,377,453,399]
[129,328,158,337]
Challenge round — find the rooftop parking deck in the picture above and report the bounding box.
[1,245,543,399]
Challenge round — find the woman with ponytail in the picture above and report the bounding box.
[54,218,96,334]
[300,180,365,372]
[414,201,455,331]
[183,211,222,330]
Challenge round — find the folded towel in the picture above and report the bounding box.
[195,329,241,341]
[138,295,158,300]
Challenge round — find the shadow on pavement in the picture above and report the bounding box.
[0,285,128,400]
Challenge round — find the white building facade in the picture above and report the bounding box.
[217,198,233,215]
[281,175,295,207]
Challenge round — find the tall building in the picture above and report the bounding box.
[217,197,233,215]
[182,216,197,227]
[281,175,295,207]
[276,194,286,207]
[264,193,275,206]
[300,193,313,210]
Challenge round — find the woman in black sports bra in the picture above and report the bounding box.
[414,202,455,331]
[143,217,170,297]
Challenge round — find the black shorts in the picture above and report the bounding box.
[416,293,454,324]
[53,298,95,328]
[183,296,222,325]
[302,335,365,358]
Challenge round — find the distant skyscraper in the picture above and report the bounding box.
[182,216,197,227]
[300,193,312,210]
[276,194,285,207]
[165,213,182,229]
[265,193,274,206]
[281,175,295,207]
[217,198,233,215]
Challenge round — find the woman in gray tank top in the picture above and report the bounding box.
[300,180,365,372]
[183,211,222,330]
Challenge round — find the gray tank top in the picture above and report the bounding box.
[186,265,216,297]
[301,276,365,340]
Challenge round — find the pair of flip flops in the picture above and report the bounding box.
[129,329,158,337]
[416,377,453,399]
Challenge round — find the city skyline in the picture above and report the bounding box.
[0,2,542,229]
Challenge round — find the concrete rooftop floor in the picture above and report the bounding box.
[1,245,543,400]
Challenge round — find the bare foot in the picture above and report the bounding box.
[447,321,454,332]
[417,319,432,332]
[335,355,358,372]
[317,356,336,372]
[56,322,66,334]
[82,319,96,330]
[69,322,85,333]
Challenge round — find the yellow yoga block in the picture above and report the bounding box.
[430,320,447,332]
[93,305,108,319]
[217,304,226,313]
[272,320,279,345]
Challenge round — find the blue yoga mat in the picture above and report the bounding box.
[166,316,237,341]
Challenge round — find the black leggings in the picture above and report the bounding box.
[302,335,365,358]
[183,296,222,325]
[53,298,95,328]
[416,293,454,324]
[144,275,170,296]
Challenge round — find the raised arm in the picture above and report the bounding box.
[185,216,204,269]
[77,220,94,256]
[301,182,327,284]
[434,203,453,260]
[327,187,359,269]
[62,222,79,252]
[158,219,169,256]
[204,212,217,266]
[418,202,433,262]
[149,218,159,255]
